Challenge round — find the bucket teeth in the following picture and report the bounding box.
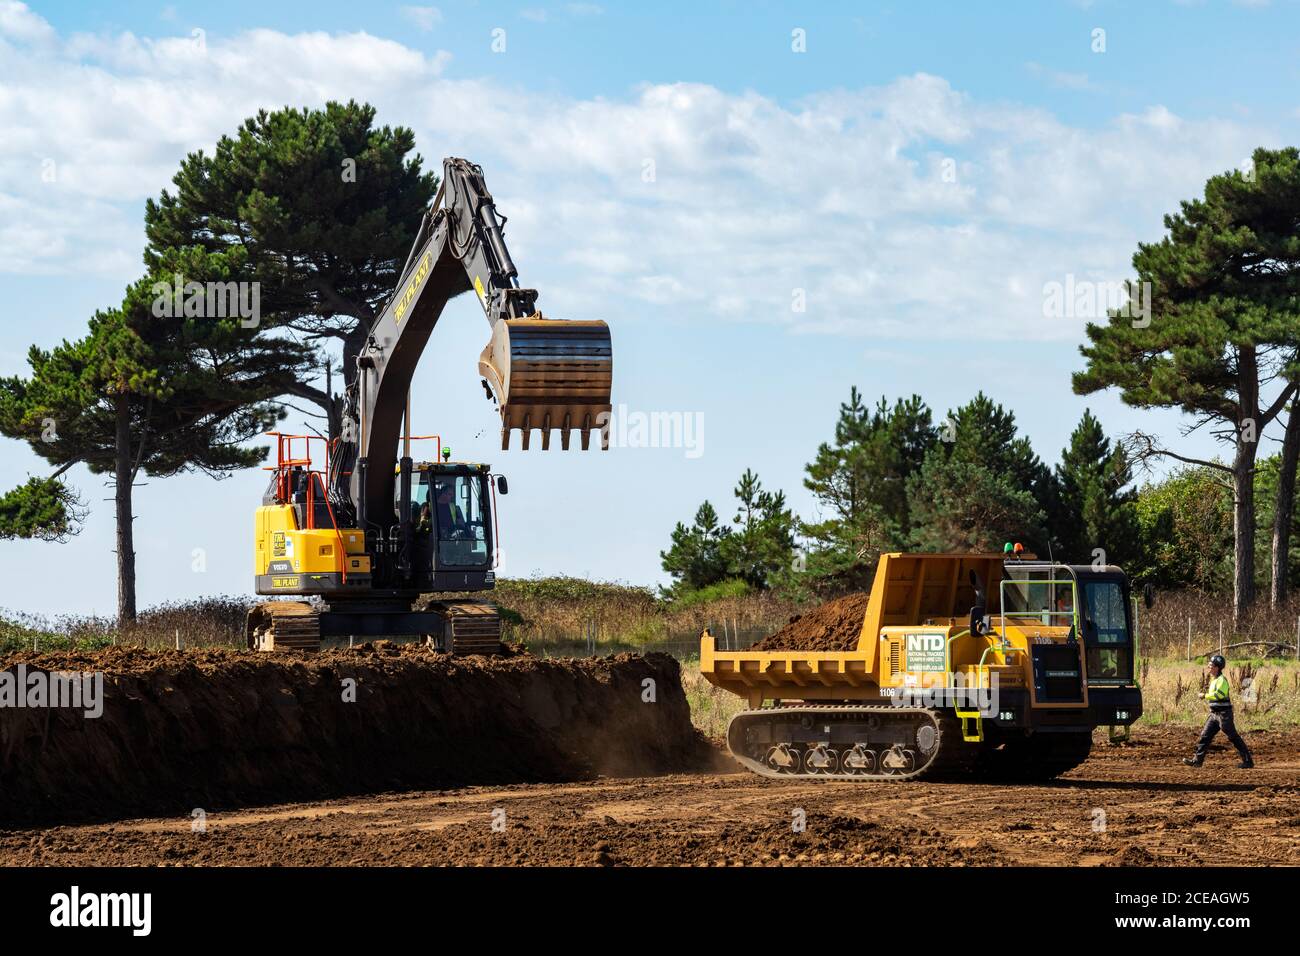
[479,315,612,451]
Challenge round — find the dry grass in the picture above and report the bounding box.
[0,596,251,653]
[0,578,802,655]
[1137,656,1300,730]
[678,660,748,741]
[440,576,799,649]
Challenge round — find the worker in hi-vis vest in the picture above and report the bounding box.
[1183,654,1253,769]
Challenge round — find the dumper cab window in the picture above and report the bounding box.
[1001,578,1075,629]
[1080,578,1133,683]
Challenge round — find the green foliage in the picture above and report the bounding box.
[1075,147,1300,417]
[0,282,310,487]
[661,501,730,592]
[661,470,796,595]
[490,576,656,606]
[1132,467,1232,590]
[0,478,84,542]
[1053,409,1139,564]
[1253,452,1300,591]
[907,454,1045,553]
[143,100,438,429]
[799,389,935,592]
[1074,146,1300,609]
[906,393,1048,553]
[665,578,752,611]
[718,468,797,590]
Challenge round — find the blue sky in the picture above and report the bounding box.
[1,0,1298,616]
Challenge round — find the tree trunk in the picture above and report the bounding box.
[1272,394,1300,608]
[114,394,137,628]
[1232,347,1260,626]
[1232,455,1256,626]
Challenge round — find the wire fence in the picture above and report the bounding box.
[1138,591,1300,661]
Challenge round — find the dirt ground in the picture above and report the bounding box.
[3,726,1296,866]
[0,645,713,824]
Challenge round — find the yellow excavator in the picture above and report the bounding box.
[702,551,1146,781]
[245,158,612,652]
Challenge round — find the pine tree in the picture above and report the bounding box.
[907,393,1049,554]
[1054,410,1139,564]
[143,101,437,437]
[1074,147,1300,621]
[719,468,796,589]
[660,501,730,593]
[0,267,312,625]
[801,389,936,591]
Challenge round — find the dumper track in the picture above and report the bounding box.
[727,705,979,782]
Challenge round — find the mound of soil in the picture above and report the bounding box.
[748,593,871,652]
[0,644,714,826]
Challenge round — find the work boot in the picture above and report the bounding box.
[1182,757,1202,767]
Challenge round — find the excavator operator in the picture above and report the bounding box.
[435,479,467,538]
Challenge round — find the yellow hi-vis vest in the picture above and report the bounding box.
[1205,674,1231,707]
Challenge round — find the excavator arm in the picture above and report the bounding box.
[330,157,613,533]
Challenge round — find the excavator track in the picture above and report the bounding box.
[245,601,321,653]
[245,600,504,655]
[726,705,979,782]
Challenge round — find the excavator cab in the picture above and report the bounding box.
[409,464,495,570]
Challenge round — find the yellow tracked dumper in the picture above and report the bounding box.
[701,552,1145,782]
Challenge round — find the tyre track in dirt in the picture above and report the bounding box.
[1,727,1296,866]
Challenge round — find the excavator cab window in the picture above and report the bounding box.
[431,474,490,568]
[411,473,434,534]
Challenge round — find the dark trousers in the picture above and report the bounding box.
[1194,707,1252,761]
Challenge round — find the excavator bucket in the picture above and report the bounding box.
[479,316,613,450]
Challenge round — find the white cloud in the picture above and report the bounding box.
[520,9,548,23]
[1025,61,1098,92]
[400,6,442,31]
[0,20,1284,343]
[0,1,52,43]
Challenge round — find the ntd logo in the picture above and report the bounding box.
[904,633,945,672]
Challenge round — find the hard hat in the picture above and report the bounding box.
[1209,654,1226,668]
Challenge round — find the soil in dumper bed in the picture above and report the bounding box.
[748,592,871,652]
[0,643,717,826]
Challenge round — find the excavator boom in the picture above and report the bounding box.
[334,157,612,526]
